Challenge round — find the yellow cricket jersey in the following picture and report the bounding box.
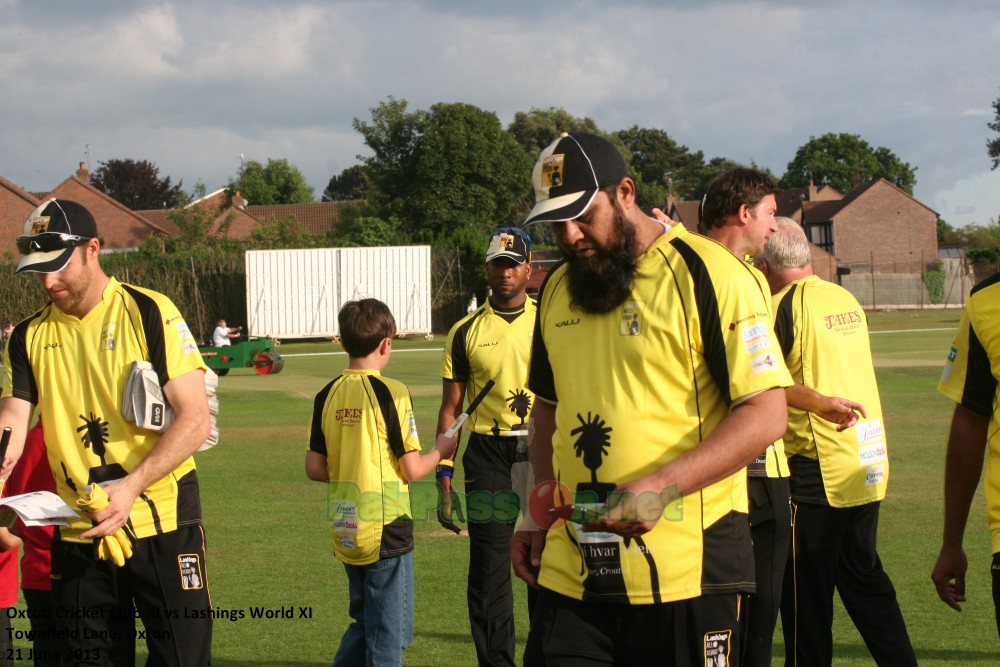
[773,276,889,508]
[2,277,207,542]
[307,369,422,566]
[746,262,789,479]
[441,298,536,435]
[938,271,1000,551]
[529,225,792,605]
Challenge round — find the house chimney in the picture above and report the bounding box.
[233,190,246,210]
[808,178,817,201]
[75,161,90,184]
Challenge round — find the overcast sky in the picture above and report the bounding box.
[2,0,999,228]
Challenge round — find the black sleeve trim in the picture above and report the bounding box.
[961,323,997,417]
[448,312,481,383]
[6,312,44,404]
[308,377,339,455]
[774,284,798,360]
[669,238,731,407]
[527,262,565,403]
[369,376,407,460]
[121,285,169,384]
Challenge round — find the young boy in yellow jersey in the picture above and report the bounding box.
[305,298,457,666]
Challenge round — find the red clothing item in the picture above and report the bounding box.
[2,422,55,591]
[0,550,15,607]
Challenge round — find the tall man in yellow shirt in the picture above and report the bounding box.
[0,199,214,664]
[512,133,791,666]
[698,176,865,667]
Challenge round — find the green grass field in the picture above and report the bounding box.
[10,308,998,665]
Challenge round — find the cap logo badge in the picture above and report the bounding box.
[29,215,51,234]
[498,233,515,250]
[541,154,565,189]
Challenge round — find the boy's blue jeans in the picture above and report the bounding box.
[332,551,414,667]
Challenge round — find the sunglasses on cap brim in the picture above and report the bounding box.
[16,232,91,256]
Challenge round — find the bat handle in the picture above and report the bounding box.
[444,413,469,438]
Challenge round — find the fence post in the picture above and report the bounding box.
[870,251,876,310]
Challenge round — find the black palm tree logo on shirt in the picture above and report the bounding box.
[506,389,532,427]
[78,412,110,466]
[571,412,612,486]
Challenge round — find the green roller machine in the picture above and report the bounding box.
[199,338,284,377]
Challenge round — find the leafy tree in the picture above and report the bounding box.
[353,97,427,217]
[615,126,706,206]
[90,159,183,209]
[989,88,1000,170]
[323,164,370,201]
[781,133,917,194]
[231,158,314,205]
[163,201,236,251]
[354,97,532,301]
[332,215,403,247]
[247,213,310,249]
[937,218,956,245]
[507,107,601,157]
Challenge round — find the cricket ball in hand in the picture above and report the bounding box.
[529,479,571,530]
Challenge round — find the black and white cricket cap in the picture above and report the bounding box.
[524,132,629,226]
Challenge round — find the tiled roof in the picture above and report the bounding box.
[802,200,848,224]
[246,202,344,235]
[668,200,701,232]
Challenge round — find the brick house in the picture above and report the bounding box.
[0,176,43,262]
[795,179,938,273]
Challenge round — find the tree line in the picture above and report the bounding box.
[76,92,1000,326]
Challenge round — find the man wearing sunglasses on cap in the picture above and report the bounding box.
[0,199,214,665]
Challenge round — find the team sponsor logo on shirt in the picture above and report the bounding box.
[858,442,887,465]
[619,301,644,336]
[856,419,884,445]
[332,499,359,549]
[555,318,580,328]
[741,323,772,354]
[177,321,194,343]
[178,554,205,590]
[728,311,769,330]
[941,346,957,382]
[823,310,864,330]
[335,408,363,427]
[101,323,117,351]
[750,352,778,374]
[407,411,418,437]
[182,342,199,354]
[865,464,885,486]
[704,630,731,665]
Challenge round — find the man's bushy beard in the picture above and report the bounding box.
[564,207,639,314]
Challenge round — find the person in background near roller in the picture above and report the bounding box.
[437,227,536,667]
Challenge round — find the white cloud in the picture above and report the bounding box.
[932,169,1000,227]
